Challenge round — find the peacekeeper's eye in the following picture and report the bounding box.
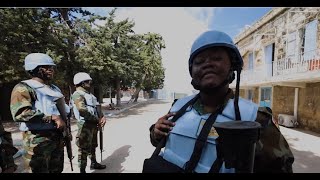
[39,65,55,71]
[194,56,223,65]
[193,57,206,65]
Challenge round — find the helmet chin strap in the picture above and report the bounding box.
[191,71,234,93]
[191,69,242,121]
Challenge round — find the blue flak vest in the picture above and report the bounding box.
[71,90,99,123]
[160,94,258,173]
[19,79,64,131]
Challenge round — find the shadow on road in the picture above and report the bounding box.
[110,100,171,119]
[282,126,320,138]
[92,145,131,173]
[291,147,320,173]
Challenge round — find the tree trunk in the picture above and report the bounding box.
[94,85,103,103]
[133,86,141,102]
[115,76,121,106]
[131,73,146,102]
[109,87,113,104]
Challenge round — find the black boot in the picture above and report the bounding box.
[80,168,86,173]
[90,162,106,170]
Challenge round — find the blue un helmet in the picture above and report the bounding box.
[189,30,243,121]
[24,53,56,71]
[188,30,243,76]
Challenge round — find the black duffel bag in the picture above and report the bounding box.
[143,154,184,173]
[142,95,200,173]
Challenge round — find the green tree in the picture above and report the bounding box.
[130,32,166,102]
[0,8,56,84]
[78,8,138,106]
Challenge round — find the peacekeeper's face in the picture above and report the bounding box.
[191,47,231,91]
[38,65,55,80]
[83,80,92,90]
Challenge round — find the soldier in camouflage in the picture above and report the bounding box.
[71,72,106,173]
[149,30,294,173]
[10,53,66,173]
[0,122,18,173]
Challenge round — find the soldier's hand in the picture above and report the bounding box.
[99,116,107,128]
[153,112,176,140]
[52,115,66,130]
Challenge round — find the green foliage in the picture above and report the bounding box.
[1,7,166,100]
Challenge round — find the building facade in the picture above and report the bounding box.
[231,7,320,133]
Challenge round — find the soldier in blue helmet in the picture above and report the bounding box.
[10,53,67,173]
[71,72,107,173]
[148,30,294,173]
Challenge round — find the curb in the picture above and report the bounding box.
[105,101,145,117]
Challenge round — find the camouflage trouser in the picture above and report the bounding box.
[22,130,64,173]
[0,131,18,173]
[76,121,98,169]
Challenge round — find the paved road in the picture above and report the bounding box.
[280,126,320,173]
[64,99,171,173]
[9,99,320,173]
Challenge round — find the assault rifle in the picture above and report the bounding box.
[56,97,74,171]
[96,104,104,162]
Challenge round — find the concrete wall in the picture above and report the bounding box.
[253,87,260,104]
[273,86,295,117]
[298,82,320,133]
[272,83,320,133]
[239,89,245,98]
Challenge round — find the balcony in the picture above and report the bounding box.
[230,49,320,88]
[273,49,320,76]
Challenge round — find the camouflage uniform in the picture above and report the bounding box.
[0,122,18,173]
[71,87,99,170]
[149,89,294,173]
[10,82,64,173]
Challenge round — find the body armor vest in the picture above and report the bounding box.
[161,94,258,173]
[19,79,63,131]
[72,90,98,123]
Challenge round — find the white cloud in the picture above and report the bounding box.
[114,7,215,95]
[86,7,215,95]
[184,7,215,27]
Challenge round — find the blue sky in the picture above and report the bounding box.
[209,8,272,38]
[84,7,272,94]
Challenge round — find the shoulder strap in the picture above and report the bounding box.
[184,105,224,173]
[19,81,37,101]
[74,90,88,106]
[151,93,200,157]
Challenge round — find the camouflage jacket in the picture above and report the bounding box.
[10,82,52,123]
[149,90,294,173]
[0,122,18,171]
[71,87,98,124]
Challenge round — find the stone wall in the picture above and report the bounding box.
[273,83,320,133]
[253,87,260,104]
[273,86,295,117]
[298,82,320,133]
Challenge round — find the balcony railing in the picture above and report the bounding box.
[273,49,320,76]
[232,49,320,87]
